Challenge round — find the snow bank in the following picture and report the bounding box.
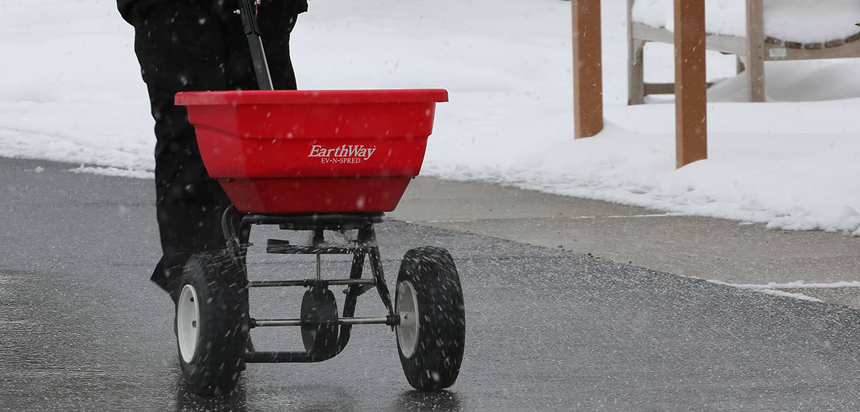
[1,0,859,234]
[632,0,860,44]
[0,0,153,170]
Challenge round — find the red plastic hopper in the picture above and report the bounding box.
[175,89,448,214]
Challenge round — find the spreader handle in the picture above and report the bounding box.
[239,0,274,90]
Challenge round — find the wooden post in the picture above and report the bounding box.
[745,0,766,102]
[572,0,604,138]
[674,0,707,168]
[628,0,645,105]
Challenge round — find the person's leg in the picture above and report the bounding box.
[133,3,233,301]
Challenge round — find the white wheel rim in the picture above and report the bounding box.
[396,280,420,359]
[177,285,200,363]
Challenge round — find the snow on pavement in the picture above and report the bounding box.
[1,0,859,234]
[705,279,860,304]
[711,281,860,290]
[68,165,154,179]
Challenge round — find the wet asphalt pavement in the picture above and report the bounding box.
[3,156,860,411]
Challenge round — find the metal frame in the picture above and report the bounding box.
[226,1,399,364]
[238,0,274,90]
[221,206,398,363]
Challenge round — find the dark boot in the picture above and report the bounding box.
[151,258,184,304]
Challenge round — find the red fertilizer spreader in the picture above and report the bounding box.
[172,85,465,397]
[177,89,446,214]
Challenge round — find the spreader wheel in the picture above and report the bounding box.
[175,252,249,397]
[395,247,465,391]
[301,287,339,353]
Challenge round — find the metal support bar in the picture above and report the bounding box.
[331,250,367,353]
[249,279,375,288]
[369,247,393,316]
[252,316,398,327]
[266,244,371,255]
[241,213,383,231]
[238,0,274,90]
[221,205,250,270]
[313,228,325,246]
[267,239,290,248]
[356,283,376,296]
[361,226,394,317]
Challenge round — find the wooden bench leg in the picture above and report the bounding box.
[628,40,646,105]
[746,0,765,102]
[674,0,708,168]
[572,0,604,138]
[746,53,765,102]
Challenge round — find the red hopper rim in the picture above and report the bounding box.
[175,89,449,106]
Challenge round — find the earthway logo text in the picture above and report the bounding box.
[308,144,377,164]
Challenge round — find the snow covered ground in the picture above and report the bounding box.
[1,0,859,234]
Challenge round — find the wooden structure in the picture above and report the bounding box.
[574,0,708,167]
[572,0,604,139]
[673,0,707,167]
[627,0,860,104]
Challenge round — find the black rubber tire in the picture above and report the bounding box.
[301,288,339,353]
[396,247,466,391]
[176,252,249,397]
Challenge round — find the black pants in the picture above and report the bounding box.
[133,2,300,298]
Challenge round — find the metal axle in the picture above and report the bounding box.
[252,316,398,328]
[249,279,375,288]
